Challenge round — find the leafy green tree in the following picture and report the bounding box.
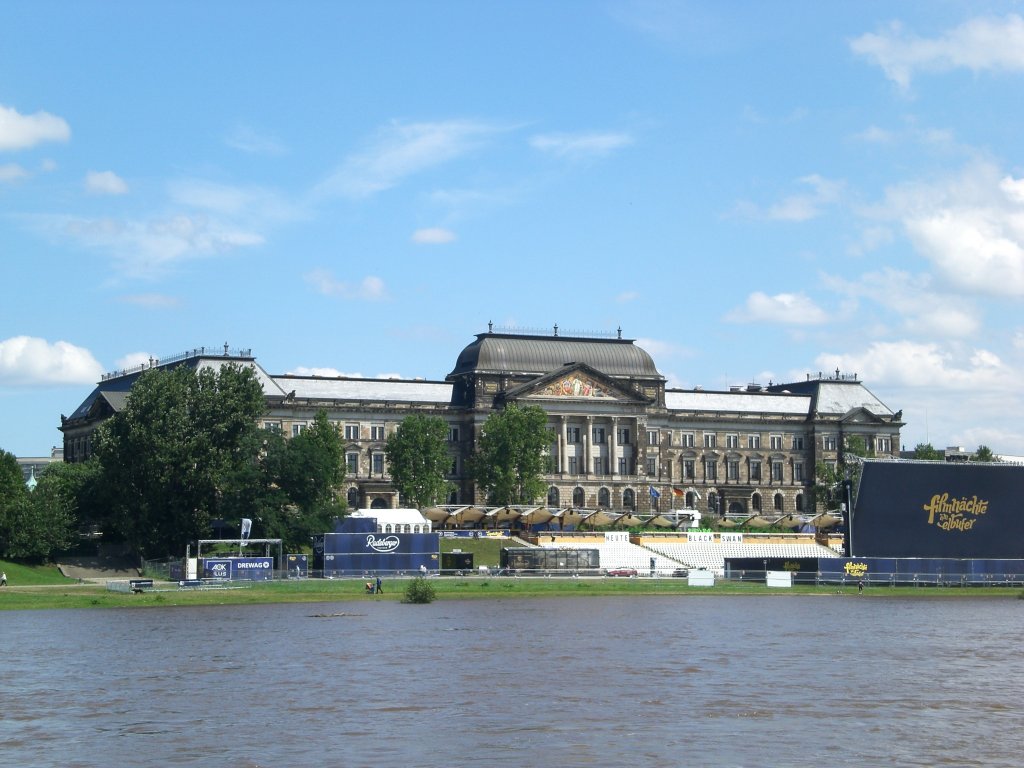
[470,403,552,505]
[973,445,997,462]
[811,434,871,514]
[913,443,944,461]
[95,363,267,556]
[0,449,29,556]
[260,410,347,549]
[385,414,453,508]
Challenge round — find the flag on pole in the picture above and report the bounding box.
[240,518,252,543]
[649,486,660,499]
[672,487,685,498]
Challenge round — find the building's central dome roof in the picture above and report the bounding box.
[447,332,663,380]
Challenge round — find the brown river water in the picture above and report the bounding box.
[1,594,1022,767]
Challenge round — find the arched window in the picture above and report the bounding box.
[347,487,359,508]
[384,524,392,533]
[795,494,804,512]
[774,493,784,511]
[548,486,560,506]
[598,487,610,508]
[685,491,695,509]
[752,492,762,512]
[623,488,635,509]
[573,487,585,507]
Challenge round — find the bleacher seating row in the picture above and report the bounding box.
[540,538,840,576]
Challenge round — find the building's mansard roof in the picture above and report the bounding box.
[665,390,811,416]
[447,332,663,380]
[273,375,453,404]
[767,376,895,418]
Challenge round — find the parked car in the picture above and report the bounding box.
[606,568,638,577]
[671,568,689,578]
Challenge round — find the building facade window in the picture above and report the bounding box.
[448,426,460,442]
[573,487,585,507]
[771,461,784,482]
[646,457,657,476]
[752,492,762,512]
[750,460,761,481]
[794,462,804,482]
[598,487,610,507]
[793,436,805,450]
[704,459,718,481]
[346,452,359,475]
[726,434,739,449]
[344,424,359,441]
[548,487,560,506]
[681,432,695,447]
[263,421,281,433]
[568,457,578,475]
[618,457,628,475]
[748,434,760,449]
[823,434,837,451]
[647,429,659,446]
[770,434,783,450]
[703,433,717,448]
[592,426,606,444]
[594,457,608,475]
[292,423,306,437]
[617,427,631,445]
[727,459,739,481]
[371,453,384,475]
[623,488,635,509]
[683,460,695,480]
[371,424,385,441]
[774,493,784,511]
[567,427,581,443]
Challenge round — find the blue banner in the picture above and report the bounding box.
[322,532,439,576]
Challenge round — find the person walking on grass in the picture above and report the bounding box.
[375,576,383,594]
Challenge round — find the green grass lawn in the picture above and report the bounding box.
[0,559,79,587]
[1,571,1020,612]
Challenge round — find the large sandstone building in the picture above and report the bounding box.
[61,327,903,516]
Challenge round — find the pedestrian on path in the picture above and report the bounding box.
[1,571,7,587]
[375,576,383,594]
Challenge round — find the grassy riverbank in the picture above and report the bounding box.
[1,571,1020,611]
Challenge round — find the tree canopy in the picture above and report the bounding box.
[384,414,453,508]
[913,443,944,461]
[94,364,269,556]
[470,403,552,505]
[972,445,996,462]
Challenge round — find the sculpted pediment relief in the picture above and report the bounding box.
[509,363,648,403]
[536,372,614,399]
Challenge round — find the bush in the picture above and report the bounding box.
[403,576,436,604]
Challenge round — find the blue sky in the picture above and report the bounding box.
[3,1,1024,458]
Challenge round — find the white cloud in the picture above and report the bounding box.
[411,227,456,244]
[0,163,28,183]
[225,125,287,155]
[115,352,154,371]
[168,179,304,223]
[304,269,387,301]
[85,170,128,195]
[316,120,503,199]
[816,340,1008,390]
[0,104,70,151]
[851,15,1024,89]
[288,366,362,378]
[725,291,829,325]
[821,268,980,338]
[55,213,264,279]
[118,293,182,309]
[0,336,103,386]
[635,337,692,361]
[735,174,844,222]
[615,290,640,303]
[529,131,633,160]
[878,161,1024,297]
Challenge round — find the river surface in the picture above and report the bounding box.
[1,594,1022,767]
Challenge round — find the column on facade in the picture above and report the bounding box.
[559,415,567,474]
[610,416,618,479]
[584,416,593,477]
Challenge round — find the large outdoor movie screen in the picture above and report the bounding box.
[852,460,1024,559]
